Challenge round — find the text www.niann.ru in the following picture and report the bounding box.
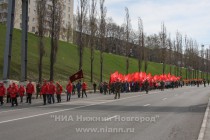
[75,126,135,133]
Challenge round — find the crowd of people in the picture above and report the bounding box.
[97,79,209,97]
[0,78,208,107]
[0,80,88,107]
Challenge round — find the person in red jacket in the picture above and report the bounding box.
[56,82,63,103]
[66,81,73,101]
[41,80,49,105]
[0,83,6,105]
[26,81,35,104]
[7,84,12,103]
[18,85,25,103]
[82,81,87,98]
[48,81,55,104]
[10,83,18,107]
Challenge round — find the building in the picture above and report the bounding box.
[0,0,74,41]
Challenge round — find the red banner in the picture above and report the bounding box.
[69,69,84,82]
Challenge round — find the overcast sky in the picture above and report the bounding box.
[74,0,210,47]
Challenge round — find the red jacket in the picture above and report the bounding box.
[18,86,25,97]
[41,83,49,95]
[0,85,6,97]
[10,86,18,98]
[66,83,73,93]
[26,83,35,94]
[82,82,87,90]
[48,83,56,94]
[56,84,63,95]
[7,85,12,95]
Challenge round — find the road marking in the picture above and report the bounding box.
[104,115,119,121]
[0,95,117,113]
[197,98,210,140]
[144,104,151,106]
[162,98,167,101]
[0,94,144,124]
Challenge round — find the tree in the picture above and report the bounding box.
[160,22,167,74]
[66,23,73,43]
[76,0,88,70]
[49,0,63,81]
[137,18,143,72]
[124,7,131,74]
[89,0,97,82]
[99,0,106,82]
[36,0,47,83]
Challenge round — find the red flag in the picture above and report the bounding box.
[69,69,84,82]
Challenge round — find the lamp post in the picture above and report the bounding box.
[3,0,28,81]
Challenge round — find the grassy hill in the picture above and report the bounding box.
[0,24,205,86]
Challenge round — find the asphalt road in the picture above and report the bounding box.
[0,85,209,140]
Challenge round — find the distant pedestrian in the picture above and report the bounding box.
[7,85,12,103]
[0,83,6,105]
[36,82,41,99]
[160,81,165,91]
[143,79,149,94]
[76,81,82,98]
[82,81,87,98]
[48,81,56,104]
[114,80,121,99]
[26,81,35,104]
[93,82,97,93]
[66,81,73,101]
[56,82,62,103]
[10,83,18,107]
[18,85,25,103]
[203,79,206,87]
[41,80,48,105]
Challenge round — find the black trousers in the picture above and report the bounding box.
[20,96,23,102]
[82,90,87,98]
[57,94,61,103]
[11,97,18,106]
[0,96,3,105]
[67,93,71,101]
[77,90,81,98]
[43,94,46,105]
[48,94,55,104]
[27,94,32,104]
[7,95,11,103]
[114,92,120,99]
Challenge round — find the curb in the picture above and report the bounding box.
[197,97,210,140]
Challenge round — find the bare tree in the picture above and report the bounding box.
[36,0,47,83]
[124,7,131,74]
[77,0,88,70]
[160,22,167,74]
[167,34,173,74]
[137,18,143,72]
[49,0,63,81]
[66,22,73,43]
[89,0,97,82]
[99,0,106,82]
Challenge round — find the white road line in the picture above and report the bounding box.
[0,94,143,124]
[162,98,167,101]
[144,104,151,106]
[104,115,119,121]
[0,95,116,113]
[197,98,210,140]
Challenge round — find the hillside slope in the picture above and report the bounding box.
[0,24,199,85]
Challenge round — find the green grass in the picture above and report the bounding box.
[0,24,207,87]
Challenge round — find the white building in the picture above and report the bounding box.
[0,0,74,41]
